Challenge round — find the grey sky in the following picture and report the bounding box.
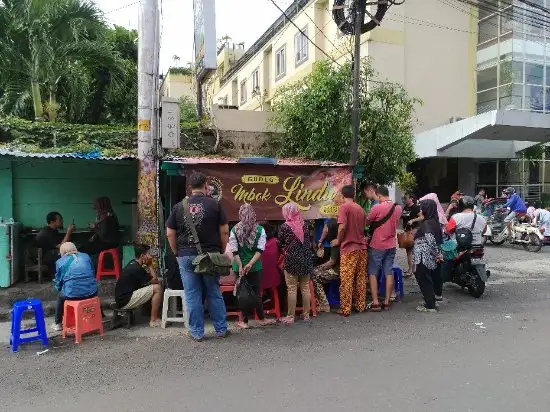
[94,0,287,72]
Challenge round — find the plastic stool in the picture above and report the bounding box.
[161,289,187,328]
[296,280,317,317]
[326,279,341,306]
[96,248,121,281]
[10,299,48,353]
[220,285,244,321]
[254,287,282,320]
[63,297,104,344]
[377,264,405,299]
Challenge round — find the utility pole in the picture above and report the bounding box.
[137,0,160,251]
[350,0,365,166]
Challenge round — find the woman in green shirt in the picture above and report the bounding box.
[229,204,276,329]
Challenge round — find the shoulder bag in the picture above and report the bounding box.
[182,197,232,276]
[367,203,397,247]
[397,229,415,249]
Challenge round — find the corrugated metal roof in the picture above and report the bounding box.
[163,156,350,167]
[0,148,136,161]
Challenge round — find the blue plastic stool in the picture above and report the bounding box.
[10,299,49,353]
[377,265,404,299]
[326,279,340,306]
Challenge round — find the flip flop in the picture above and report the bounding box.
[367,302,382,312]
[337,309,350,317]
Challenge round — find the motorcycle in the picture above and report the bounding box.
[442,245,490,298]
[487,210,543,252]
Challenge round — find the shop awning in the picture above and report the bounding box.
[415,110,550,159]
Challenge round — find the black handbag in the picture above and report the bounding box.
[236,277,258,312]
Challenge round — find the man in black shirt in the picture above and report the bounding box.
[114,244,162,327]
[166,172,229,341]
[35,212,75,273]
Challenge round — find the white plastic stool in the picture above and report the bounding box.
[161,289,187,329]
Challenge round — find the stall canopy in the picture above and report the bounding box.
[162,157,353,221]
[415,109,550,159]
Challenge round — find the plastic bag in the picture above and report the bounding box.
[236,277,258,312]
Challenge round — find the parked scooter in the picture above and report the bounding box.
[442,245,490,298]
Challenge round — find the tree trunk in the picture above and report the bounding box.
[31,80,43,121]
[48,88,58,123]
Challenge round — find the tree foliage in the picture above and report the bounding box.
[0,1,137,125]
[268,58,421,184]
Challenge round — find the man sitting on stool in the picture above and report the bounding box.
[115,243,163,327]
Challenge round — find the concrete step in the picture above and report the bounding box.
[0,296,116,322]
[0,279,117,322]
[0,279,116,307]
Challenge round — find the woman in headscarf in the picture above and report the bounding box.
[229,204,275,328]
[419,193,448,227]
[51,242,98,331]
[413,199,443,313]
[278,202,314,324]
[82,196,120,255]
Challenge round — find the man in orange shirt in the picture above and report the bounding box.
[332,185,368,316]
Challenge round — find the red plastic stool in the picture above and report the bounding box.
[254,287,281,320]
[220,285,243,321]
[96,248,121,281]
[295,280,317,317]
[63,297,104,344]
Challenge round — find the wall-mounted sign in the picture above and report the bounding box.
[182,164,353,221]
[193,0,217,79]
[161,97,181,149]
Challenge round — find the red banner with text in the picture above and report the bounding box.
[182,164,353,221]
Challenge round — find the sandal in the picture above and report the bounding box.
[318,305,331,313]
[337,309,350,317]
[382,302,391,311]
[367,302,382,312]
[403,271,413,279]
[281,315,295,325]
[258,318,277,326]
[236,321,249,329]
[302,314,311,321]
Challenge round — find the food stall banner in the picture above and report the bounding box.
[183,164,353,221]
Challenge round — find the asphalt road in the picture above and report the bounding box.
[1,244,550,412]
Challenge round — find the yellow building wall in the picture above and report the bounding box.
[212,0,475,132]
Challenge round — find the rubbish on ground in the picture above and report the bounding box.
[36,349,49,356]
[475,322,484,326]
[505,315,512,319]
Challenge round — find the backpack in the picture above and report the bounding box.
[455,213,477,250]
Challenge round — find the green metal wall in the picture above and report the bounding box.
[0,160,13,221]
[8,159,137,229]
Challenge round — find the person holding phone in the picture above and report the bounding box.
[36,212,75,275]
[114,243,163,328]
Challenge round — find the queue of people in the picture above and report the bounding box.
[38,174,548,340]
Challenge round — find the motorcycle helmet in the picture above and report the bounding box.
[503,187,515,196]
[458,195,475,212]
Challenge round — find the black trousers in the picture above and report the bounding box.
[434,263,443,297]
[241,271,265,323]
[415,263,438,309]
[79,240,118,256]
